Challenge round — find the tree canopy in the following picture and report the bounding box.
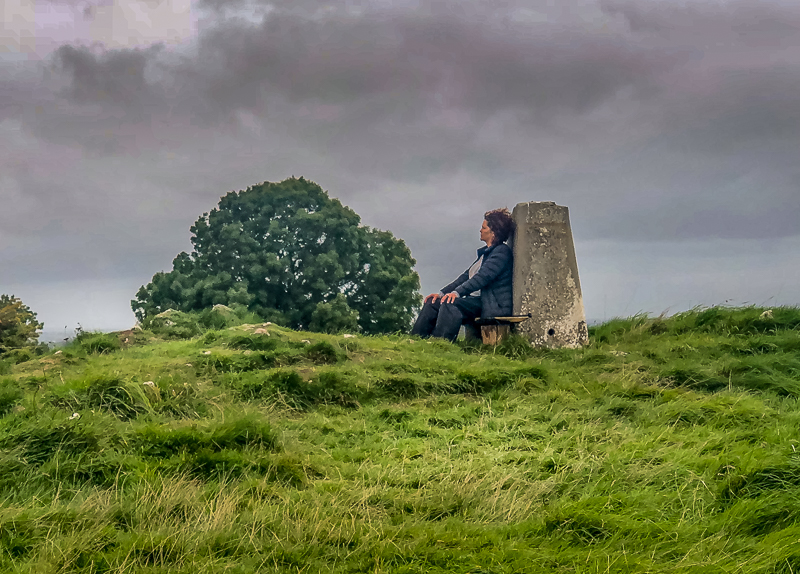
[132,177,421,334]
[0,295,44,357]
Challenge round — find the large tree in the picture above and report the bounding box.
[132,177,421,333]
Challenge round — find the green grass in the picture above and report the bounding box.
[1,306,800,572]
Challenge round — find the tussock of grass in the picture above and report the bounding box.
[1,306,800,572]
[74,331,122,355]
[49,372,150,420]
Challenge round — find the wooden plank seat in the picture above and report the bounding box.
[474,314,531,345]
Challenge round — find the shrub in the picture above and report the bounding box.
[0,295,43,359]
[75,331,121,355]
[144,310,202,339]
[309,294,359,334]
[4,348,33,364]
[197,305,238,330]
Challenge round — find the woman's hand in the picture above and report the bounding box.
[441,292,459,304]
[424,293,442,304]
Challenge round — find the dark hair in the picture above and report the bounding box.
[484,208,516,244]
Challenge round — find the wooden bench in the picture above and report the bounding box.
[474,314,531,345]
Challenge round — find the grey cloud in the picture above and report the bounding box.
[1,163,193,283]
[3,0,800,297]
[665,68,800,154]
[0,61,55,122]
[600,0,800,46]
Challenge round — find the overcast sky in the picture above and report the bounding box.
[2,0,799,336]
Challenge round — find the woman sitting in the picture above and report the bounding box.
[411,208,516,342]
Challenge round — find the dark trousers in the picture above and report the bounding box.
[410,296,482,342]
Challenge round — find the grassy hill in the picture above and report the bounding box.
[2,306,800,573]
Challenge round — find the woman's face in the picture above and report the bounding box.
[480,219,495,246]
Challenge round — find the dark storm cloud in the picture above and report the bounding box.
[55,44,163,108]
[187,9,679,119]
[40,0,684,140]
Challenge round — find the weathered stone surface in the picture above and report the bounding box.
[511,202,588,348]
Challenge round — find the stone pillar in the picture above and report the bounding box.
[511,202,588,348]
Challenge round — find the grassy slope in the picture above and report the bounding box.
[1,307,800,573]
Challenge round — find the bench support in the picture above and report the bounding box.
[475,315,530,346]
[481,324,510,345]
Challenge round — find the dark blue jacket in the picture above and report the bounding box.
[441,243,513,318]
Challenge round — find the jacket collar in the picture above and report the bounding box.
[477,243,499,257]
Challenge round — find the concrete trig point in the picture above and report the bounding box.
[508,201,588,348]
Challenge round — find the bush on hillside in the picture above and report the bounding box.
[197,304,264,330]
[0,295,44,361]
[143,310,203,339]
[3,348,34,365]
[141,307,274,340]
[308,294,359,334]
[75,330,121,354]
